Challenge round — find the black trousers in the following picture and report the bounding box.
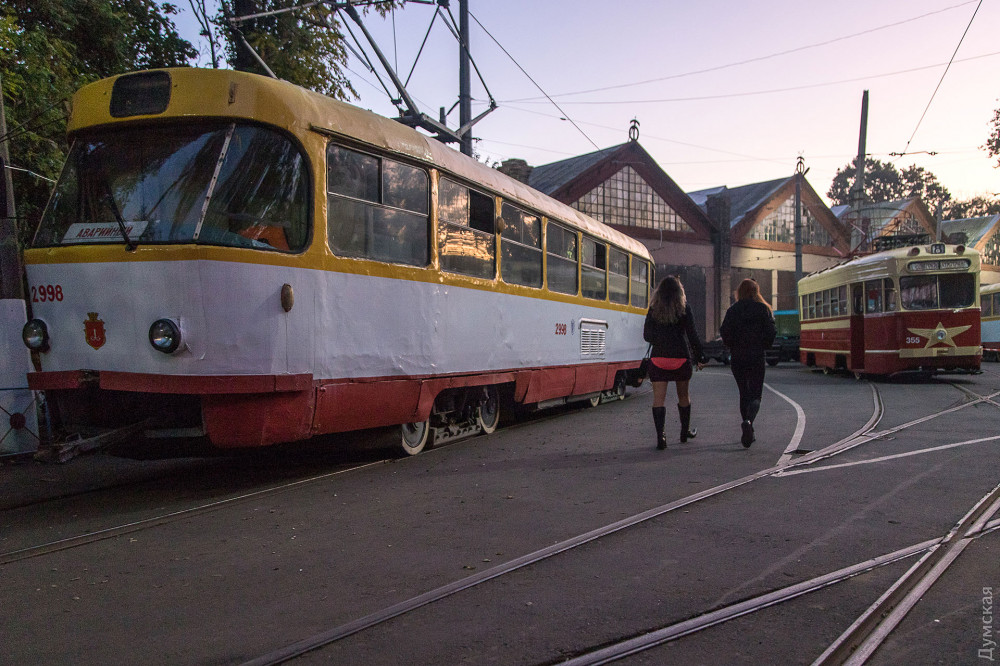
[731,355,765,421]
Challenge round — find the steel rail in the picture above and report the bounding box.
[242,377,994,665]
[557,538,942,666]
[0,395,629,566]
[813,480,1000,665]
[0,461,383,565]
[238,382,890,666]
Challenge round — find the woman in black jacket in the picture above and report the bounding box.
[643,276,704,450]
[720,278,777,448]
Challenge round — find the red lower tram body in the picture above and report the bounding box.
[801,309,981,375]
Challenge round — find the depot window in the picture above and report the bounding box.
[327,143,429,266]
[438,177,495,279]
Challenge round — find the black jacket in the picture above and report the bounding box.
[643,303,703,361]
[720,300,776,361]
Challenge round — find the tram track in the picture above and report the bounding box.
[238,377,1000,665]
[0,398,622,565]
[0,460,384,565]
[6,375,994,665]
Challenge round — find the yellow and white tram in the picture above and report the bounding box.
[981,282,1000,362]
[22,68,653,454]
[798,243,981,376]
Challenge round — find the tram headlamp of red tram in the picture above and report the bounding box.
[22,319,49,352]
[148,318,182,354]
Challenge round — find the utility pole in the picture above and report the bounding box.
[458,0,473,156]
[794,156,804,286]
[0,71,22,301]
[849,90,869,213]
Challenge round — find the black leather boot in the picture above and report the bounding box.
[742,399,760,448]
[652,406,667,450]
[678,404,696,442]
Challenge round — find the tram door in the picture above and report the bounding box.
[850,283,865,370]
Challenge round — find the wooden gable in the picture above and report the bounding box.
[731,177,849,256]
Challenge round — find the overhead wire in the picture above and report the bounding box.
[896,0,983,159]
[467,10,598,150]
[497,51,1000,106]
[500,0,980,103]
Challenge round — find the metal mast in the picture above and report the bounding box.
[458,0,472,156]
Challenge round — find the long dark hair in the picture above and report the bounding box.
[737,278,772,312]
[649,276,687,324]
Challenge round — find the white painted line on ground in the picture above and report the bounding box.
[766,382,806,465]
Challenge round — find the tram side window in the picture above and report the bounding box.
[883,278,898,312]
[800,294,807,320]
[820,290,831,318]
[631,257,649,308]
[547,224,578,295]
[994,293,1000,315]
[983,293,993,317]
[499,203,542,288]
[439,178,495,279]
[327,144,429,266]
[839,285,848,315]
[865,280,882,313]
[609,249,629,304]
[581,237,607,300]
[807,293,815,319]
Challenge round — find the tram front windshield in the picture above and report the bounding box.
[899,273,976,310]
[33,122,309,252]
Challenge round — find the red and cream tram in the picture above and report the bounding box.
[798,243,981,376]
[21,68,653,455]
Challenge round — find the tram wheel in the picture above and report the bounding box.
[400,419,430,455]
[476,386,500,435]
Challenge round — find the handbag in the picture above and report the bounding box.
[637,344,652,380]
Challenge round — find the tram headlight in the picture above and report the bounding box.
[936,329,947,342]
[148,318,182,354]
[22,319,49,351]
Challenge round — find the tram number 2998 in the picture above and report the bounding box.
[555,323,567,335]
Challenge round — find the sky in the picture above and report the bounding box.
[174,0,1000,207]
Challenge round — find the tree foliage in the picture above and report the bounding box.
[944,195,1000,219]
[986,105,1000,168]
[827,157,952,214]
[217,0,401,99]
[1,0,196,248]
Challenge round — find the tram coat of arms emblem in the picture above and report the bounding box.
[84,312,106,350]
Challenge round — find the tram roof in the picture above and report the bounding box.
[982,281,1000,295]
[67,68,650,260]
[798,243,980,291]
